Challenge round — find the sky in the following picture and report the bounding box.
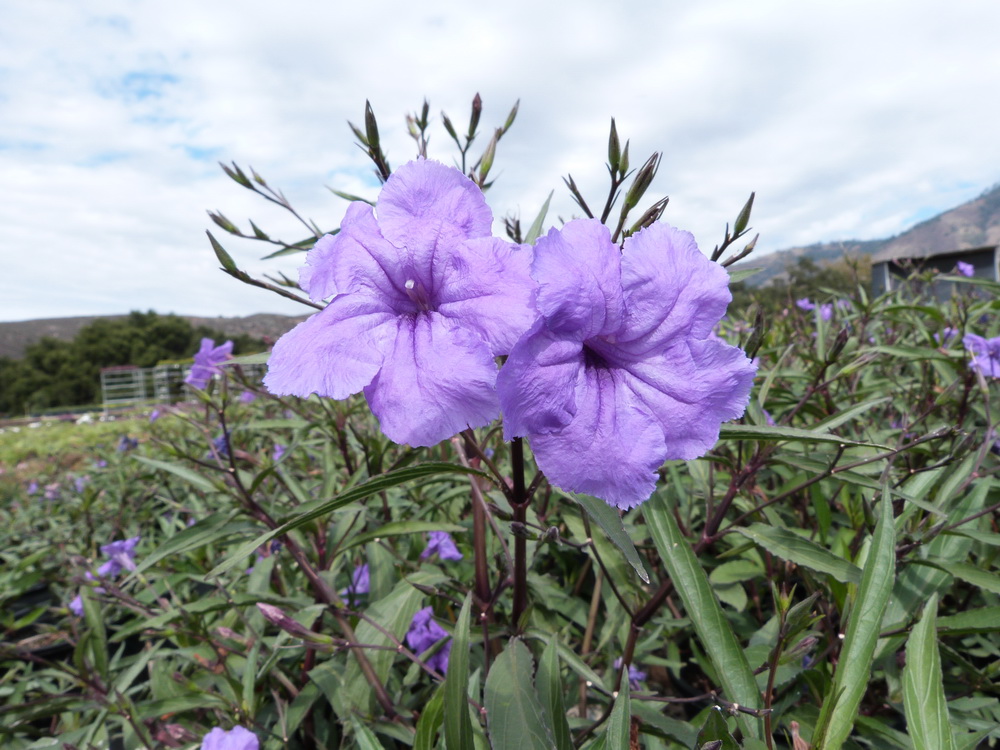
[2,0,999,323]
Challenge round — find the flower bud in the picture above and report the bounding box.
[502,99,520,133]
[207,232,238,274]
[468,93,482,139]
[364,100,381,151]
[441,112,458,141]
[257,603,334,646]
[478,130,499,185]
[608,118,621,174]
[733,192,755,236]
[623,153,660,211]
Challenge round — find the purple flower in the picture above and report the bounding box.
[68,594,84,617]
[795,298,815,311]
[26,480,38,495]
[273,443,286,462]
[210,432,231,459]
[956,261,975,277]
[185,338,233,390]
[406,606,451,674]
[339,563,369,602]
[613,657,647,689]
[117,435,138,452]
[496,220,756,509]
[95,536,141,578]
[43,482,60,501]
[934,327,959,345]
[200,726,259,750]
[964,334,1000,377]
[74,476,89,493]
[94,459,107,469]
[149,409,161,423]
[763,408,776,427]
[263,159,536,447]
[420,531,463,561]
[836,299,851,310]
[239,390,256,404]
[819,303,833,322]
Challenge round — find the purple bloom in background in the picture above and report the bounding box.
[74,476,89,493]
[264,159,536,447]
[406,606,451,674]
[149,409,161,423]
[421,531,463,561]
[68,594,84,617]
[965,333,1000,377]
[819,303,833,322]
[496,220,756,509]
[239,390,256,404]
[94,459,107,469]
[185,338,233,390]
[273,443,286,462]
[934,327,959,345]
[836,299,851,310]
[117,435,138,452]
[200,726,259,750]
[613,657,647,689]
[95,536,141,578]
[763,408,776,427]
[43,482,60,501]
[339,563,370,602]
[211,433,231,459]
[956,261,975,277]
[27,480,38,495]
[795,298,815,311]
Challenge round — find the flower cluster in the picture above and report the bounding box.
[965,333,1000,378]
[406,606,451,674]
[186,338,233,389]
[69,536,141,616]
[265,159,754,507]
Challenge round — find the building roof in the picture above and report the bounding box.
[871,244,998,264]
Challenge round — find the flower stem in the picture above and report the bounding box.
[510,437,529,629]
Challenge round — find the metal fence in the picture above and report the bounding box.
[99,362,267,414]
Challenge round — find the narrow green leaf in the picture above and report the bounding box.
[81,591,108,682]
[603,678,631,750]
[207,463,487,578]
[537,639,573,750]
[727,266,763,284]
[133,512,257,576]
[719,423,887,448]
[134,456,218,492]
[484,638,555,750]
[339,521,466,552]
[223,351,270,366]
[445,593,475,750]
[903,595,955,750]
[929,560,1000,596]
[644,493,762,739]
[731,524,862,584]
[414,685,445,750]
[525,190,554,245]
[350,715,389,750]
[937,606,1000,633]
[566,491,649,583]
[695,707,739,750]
[813,494,896,749]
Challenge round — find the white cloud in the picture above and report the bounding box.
[1,0,999,321]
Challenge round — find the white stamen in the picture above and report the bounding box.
[405,279,415,290]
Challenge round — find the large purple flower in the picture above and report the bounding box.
[264,159,535,447]
[497,219,756,509]
[420,530,463,561]
[406,606,451,675]
[201,726,259,750]
[964,333,1000,378]
[185,338,233,389]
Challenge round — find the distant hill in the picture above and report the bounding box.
[0,313,306,360]
[740,182,1000,285]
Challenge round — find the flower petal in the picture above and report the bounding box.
[617,223,732,352]
[532,219,624,339]
[497,322,583,439]
[622,337,756,459]
[364,313,499,446]
[434,237,536,354]
[263,295,398,399]
[375,159,493,269]
[529,365,666,510]
[299,202,409,304]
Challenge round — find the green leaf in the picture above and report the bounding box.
[207,462,487,578]
[719,423,887,448]
[566,491,649,583]
[350,715,389,750]
[813,494,896,749]
[937,606,1000,634]
[223,351,270,366]
[445,593,475,750]
[695,707,739,750]
[727,266,763,284]
[929,560,1000,596]
[134,456,218,493]
[133,512,258,576]
[603,678,631,750]
[537,639,573,750]
[339,521,466,552]
[484,638,555,750]
[414,685,445,750]
[731,524,862,584]
[643,493,762,739]
[903,595,955,750]
[81,590,108,682]
[525,190,554,245]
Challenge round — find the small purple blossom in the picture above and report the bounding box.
[117,435,138,452]
[273,443,286,462]
[964,334,1000,378]
[406,606,451,675]
[185,338,234,390]
[68,595,85,617]
[818,303,833,322]
[420,531,463,561]
[339,563,370,602]
[94,459,107,469]
[74,476,89,493]
[27,480,38,495]
[956,261,975,277]
[264,159,536,447]
[95,536,141,578]
[613,657,647,689]
[149,409,161,423]
[43,482,60,501]
[200,726,259,750]
[209,432,231,459]
[934,327,959,345]
[795,298,815,311]
[239,390,256,403]
[763,408,776,427]
[496,220,756,509]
